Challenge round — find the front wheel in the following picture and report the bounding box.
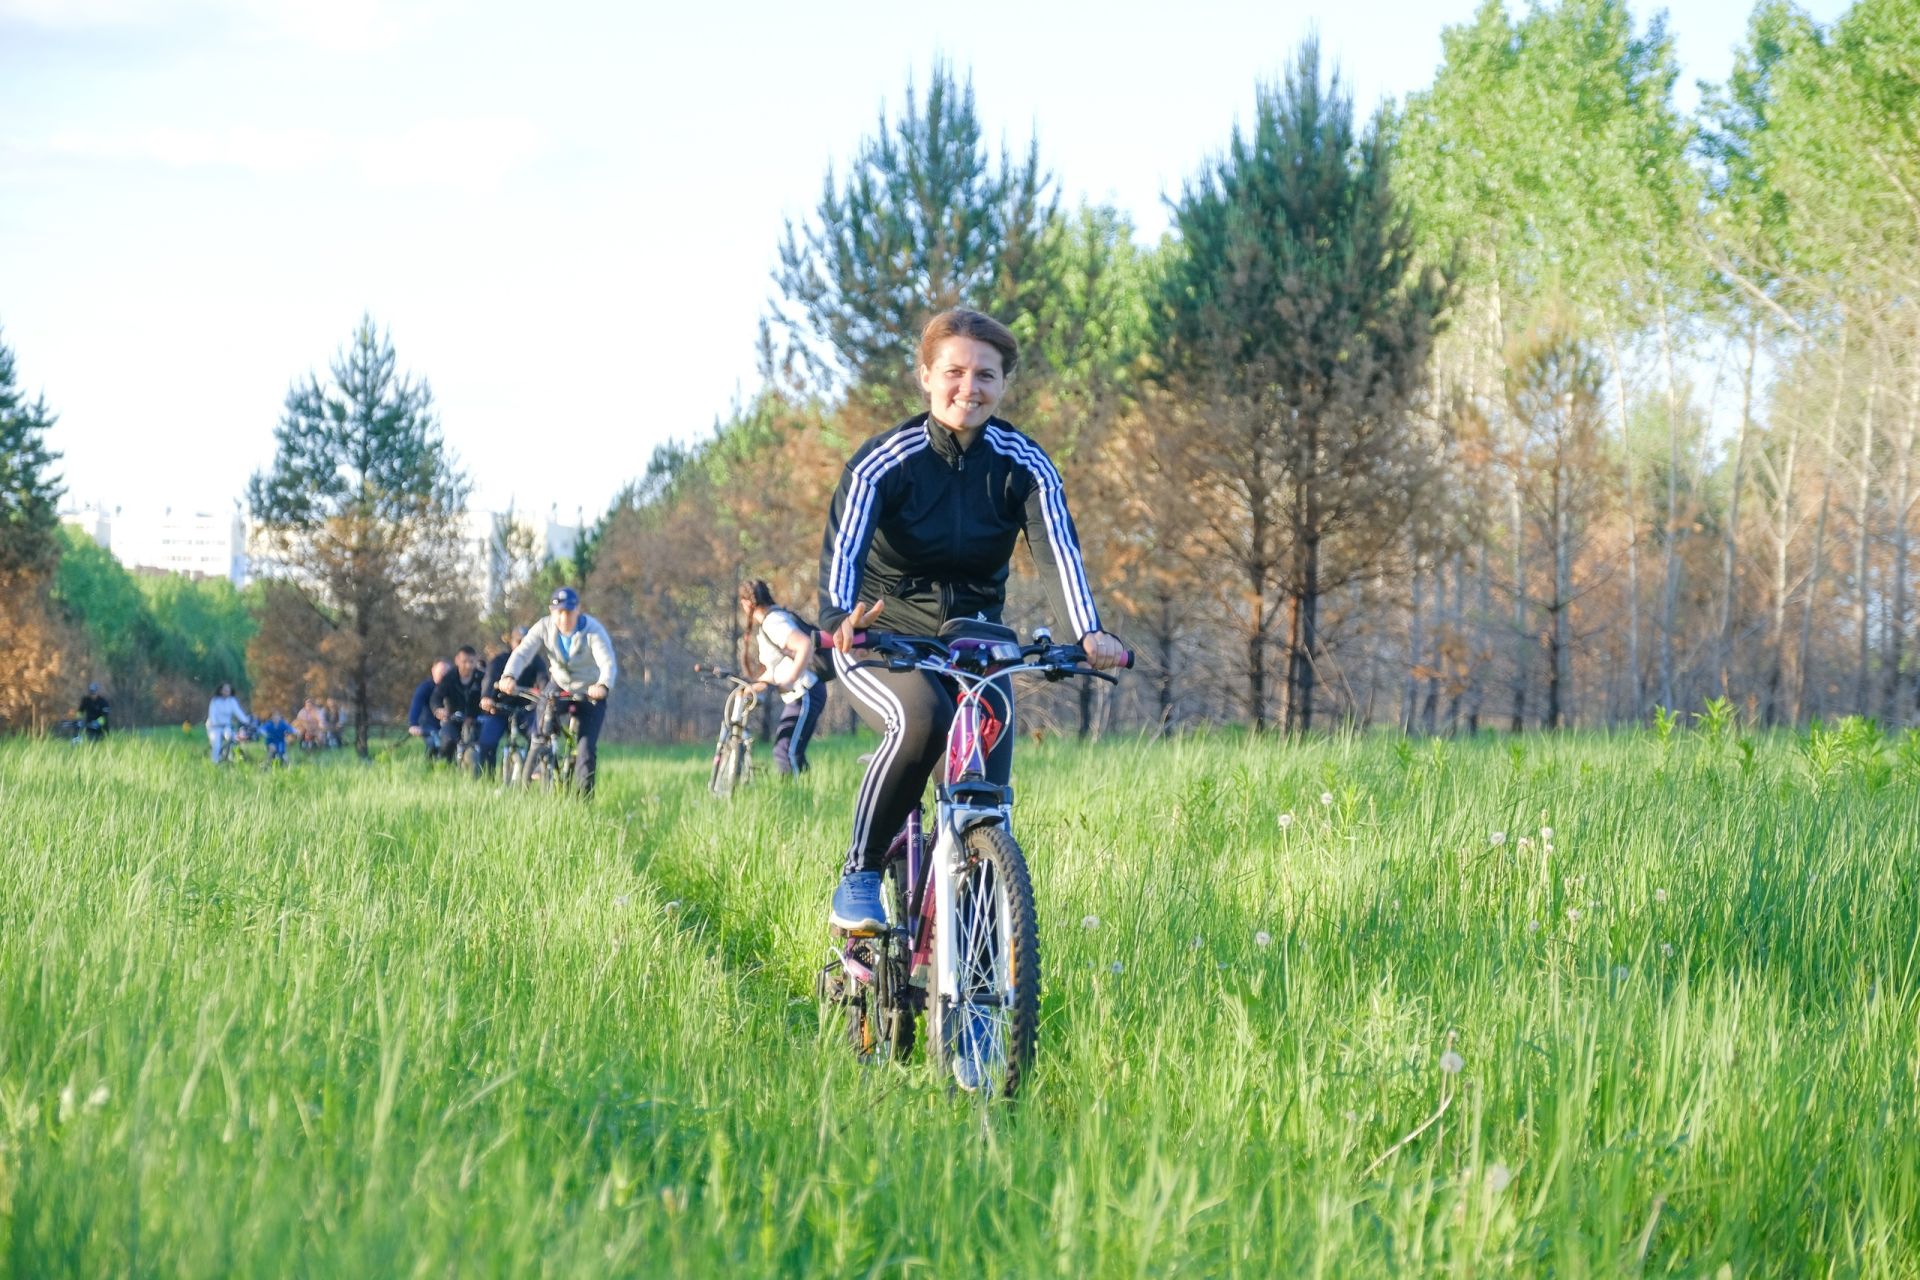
[500,745,527,789]
[710,732,747,797]
[932,825,1040,1100]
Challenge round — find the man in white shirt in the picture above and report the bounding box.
[496,586,617,795]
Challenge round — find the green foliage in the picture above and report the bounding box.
[3,731,1917,1272]
[0,327,63,576]
[51,526,153,679]
[52,527,256,716]
[140,573,256,694]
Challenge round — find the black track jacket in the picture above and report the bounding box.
[818,414,1102,642]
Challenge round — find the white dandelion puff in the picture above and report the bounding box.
[1254,930,1273,948]
[1540,826,1553,840]
[1527,918,1540,934]
[1439,1050,1465,1074]
[1567,907,1581,924]
[1654,888,1668,904]
[1190,935,1204,950]
[1082,914,1100,930]
[1277,812,1295,830]
[86,1084,110,1109]
[1613,965,1629,982]
[613,894,630,908]
[1487,1163,1513,1194]
[1319,791,1334,806]
[1518,836,1533,850]
[1661,942,1674,959]
[1490,830,1506,846]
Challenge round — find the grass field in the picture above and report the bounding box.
[3,720,1918,1276]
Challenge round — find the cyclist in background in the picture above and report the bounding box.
[256,708,292,765]
[407,658,450,761]
[738,579,830,776]
[206,682,249,763]
[76,683,110,741]
[430,645,487,770]
[477,625,545,777]
[496,586,616,796]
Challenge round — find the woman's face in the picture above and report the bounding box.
[919,336,1006,433]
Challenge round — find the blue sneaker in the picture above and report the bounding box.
[830,870,887,934]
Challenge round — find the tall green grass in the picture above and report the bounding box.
[2,725,1916,1275]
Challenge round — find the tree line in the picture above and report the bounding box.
[3,0,1913,742]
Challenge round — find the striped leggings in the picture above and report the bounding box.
[832,648,1014,873]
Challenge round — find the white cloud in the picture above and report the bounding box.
[359,117,542,194]
[45,123,339,175]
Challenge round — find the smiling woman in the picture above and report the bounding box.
[818,307,1127,936]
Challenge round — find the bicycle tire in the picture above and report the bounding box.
[932,824,1040,1099]
[710,733,746,797]
[500,746,527,789]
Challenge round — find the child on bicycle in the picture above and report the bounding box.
[816,309,1125,933]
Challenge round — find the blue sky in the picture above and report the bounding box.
[1,0,1845,526]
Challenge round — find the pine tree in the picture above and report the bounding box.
[1159,39,1453,731]
[771,60,1059,421]
[247,317,473,756]
[0,328,63,576]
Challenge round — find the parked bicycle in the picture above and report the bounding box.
[694,664,758,797]
[818,624,1128,1100]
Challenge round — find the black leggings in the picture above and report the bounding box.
[832,649,1014,873]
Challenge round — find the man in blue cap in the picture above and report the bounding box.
[496,586,618,795]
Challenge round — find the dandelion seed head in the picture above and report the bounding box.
[1567,907,1581,924]
[1439,1050,1465,1074]
[1254,930,1273,947]
[1654,888,1668,904]
[1190,935,1204,950]
[1489,830,1506,846]
[1661,942,1674,958]
[1320,791,1334,806]
[1527,918,1540,934]
[612,894,630,908]
[1082,914,1100,929]
[86,1084,109,1109]
[1518,836,1533,850]
[1541,826,1553,840]
[1487,1163,1513,1194]
[1277,812,1295,829]
[1613,965,1629,982]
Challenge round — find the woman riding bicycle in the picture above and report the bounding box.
[819,308,1125,933]
[738,579,830,775]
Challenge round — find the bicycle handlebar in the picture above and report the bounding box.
[818,630,1133,681]
[693,663,758,692]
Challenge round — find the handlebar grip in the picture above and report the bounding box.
[1122,649,1135,670]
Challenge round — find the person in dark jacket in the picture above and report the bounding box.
[408,659,450,761]
[76,683,110,740]
[476,626,545,776]
[817,308,1125,933]
[430,647,487,770]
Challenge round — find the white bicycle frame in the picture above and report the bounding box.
[868,636,1051,1081]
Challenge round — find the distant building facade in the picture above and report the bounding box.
[60,504,250,585]
[464,507,582,618]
